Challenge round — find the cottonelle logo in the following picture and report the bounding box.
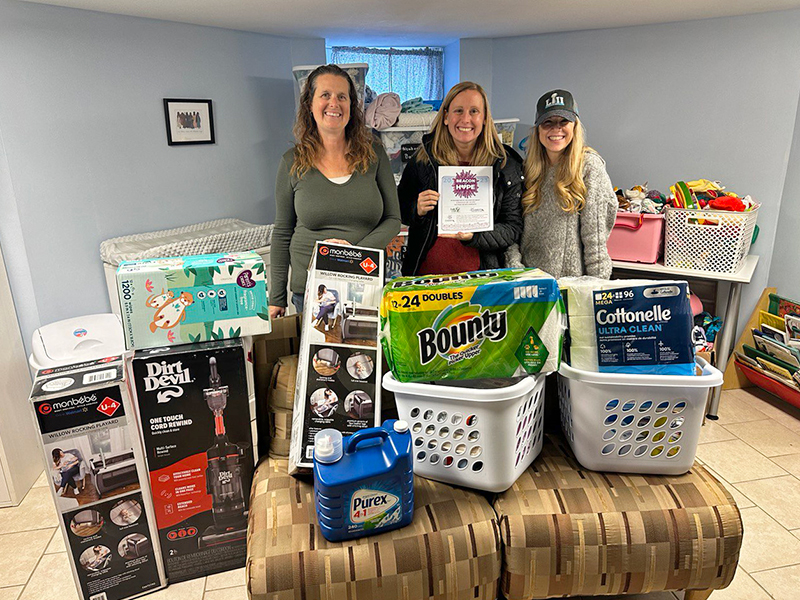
[143,360,194,403]
[418,303,508,365]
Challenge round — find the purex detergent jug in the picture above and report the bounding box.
[313,420,414,542]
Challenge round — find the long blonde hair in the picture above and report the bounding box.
[417,81,506,167]
[522,118,589,214]
[291,64,375,178]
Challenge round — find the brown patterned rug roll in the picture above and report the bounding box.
[494,434,743,599]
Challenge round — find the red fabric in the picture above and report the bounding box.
[709,196,745,212]
[418,237,480,275]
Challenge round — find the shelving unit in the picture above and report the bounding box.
[611,255,760,418]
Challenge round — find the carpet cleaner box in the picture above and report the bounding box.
[29,356,166,600]
[116,251,271,350]
[381,268,565,383]
[130,339,254,582]
[289,242,384,475]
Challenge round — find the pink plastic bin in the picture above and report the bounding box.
[606,212,664,263]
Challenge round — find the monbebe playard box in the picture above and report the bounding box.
[130,339,254,582]
[289,242,384,474]
[29,356,166,600]
[116,251,271,350]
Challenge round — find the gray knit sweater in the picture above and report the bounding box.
[505,150,617,278]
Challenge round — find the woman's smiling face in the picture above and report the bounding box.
[538,117,574,159]
[311,74,350,134]
[444,89,485,153]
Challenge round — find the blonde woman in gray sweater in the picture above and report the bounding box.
[505,90,616,278]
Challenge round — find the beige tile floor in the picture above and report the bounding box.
[1,387,798,600]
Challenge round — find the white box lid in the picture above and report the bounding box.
[30,313,125,370]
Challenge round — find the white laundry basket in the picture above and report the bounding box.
[558,357,723,475]
[383,373,545,492]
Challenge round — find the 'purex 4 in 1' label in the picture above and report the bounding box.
[346,486,402,532]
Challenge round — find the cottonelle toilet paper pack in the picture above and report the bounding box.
[559,277,695,375]
[381,269,565,383]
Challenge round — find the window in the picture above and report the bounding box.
[327,46,444,101]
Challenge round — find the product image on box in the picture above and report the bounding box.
[381,268,565,383]
[30,357,165,600]
[200,357,249,548]
[289,242,384,474]
[117,251,270,350]
[131,339,254,582]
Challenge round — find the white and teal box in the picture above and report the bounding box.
[116,251,271,350]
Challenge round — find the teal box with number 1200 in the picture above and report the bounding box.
[116,251,271,350]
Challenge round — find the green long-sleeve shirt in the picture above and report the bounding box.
[270,140,401,307]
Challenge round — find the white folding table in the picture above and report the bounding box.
[612,255,759,418]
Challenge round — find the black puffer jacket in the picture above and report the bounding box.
[397,133,524,276]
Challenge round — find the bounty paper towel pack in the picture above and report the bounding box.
[116,251,271,350]
[381,269,565,383]
[559,277,695,375]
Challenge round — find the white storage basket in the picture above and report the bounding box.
[664,206,758,274]
[383,373,545,493]
[558,357,722,475]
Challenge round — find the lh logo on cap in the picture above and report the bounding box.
[545,92,564,108]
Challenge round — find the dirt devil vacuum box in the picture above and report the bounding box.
[130,338,254,582]
[29,356,166,600]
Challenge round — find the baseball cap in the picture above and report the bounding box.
[534,89,579,126]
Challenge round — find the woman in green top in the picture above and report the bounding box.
[269,65,401,317]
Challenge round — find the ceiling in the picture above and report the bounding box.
[20,0,800,45]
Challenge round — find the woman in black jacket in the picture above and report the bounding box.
[398,81,524,277]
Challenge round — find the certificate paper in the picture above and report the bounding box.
[437,166,494,233]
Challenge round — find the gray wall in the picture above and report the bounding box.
[460,39,493,100]
[443,40,460,95]
[0,0,324,352]
[486,10,800,334]
[769,96,800,300]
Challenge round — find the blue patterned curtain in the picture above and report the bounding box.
[327,47,444,101]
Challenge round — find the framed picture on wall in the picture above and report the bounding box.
[163,98,215,145]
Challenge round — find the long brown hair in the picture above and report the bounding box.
[291,64,375,178]
[521,118,589,214]
[417,81,505,167]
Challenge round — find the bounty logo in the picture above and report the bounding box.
[143,360,194,403]
[417,302,508,365]
[350,489,399,524]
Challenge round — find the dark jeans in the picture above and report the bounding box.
[291,293,304,315]
[59,463,81,490]
[317,303,335,325]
